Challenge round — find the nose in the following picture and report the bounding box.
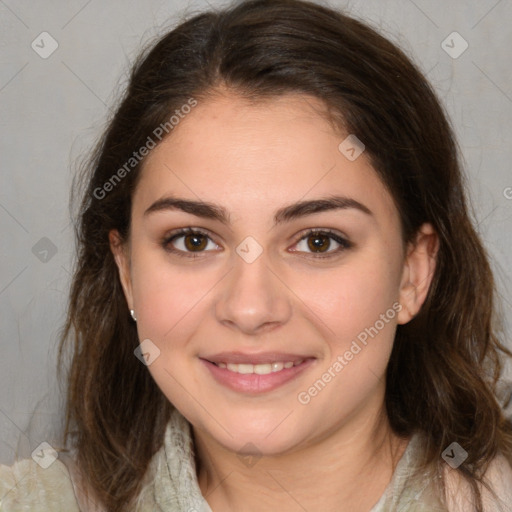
[214,250,292,335]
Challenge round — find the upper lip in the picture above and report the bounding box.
[202,352,314,365]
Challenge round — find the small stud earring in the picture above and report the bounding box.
[130,309,137,321]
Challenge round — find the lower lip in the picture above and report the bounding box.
[201,359,315,394]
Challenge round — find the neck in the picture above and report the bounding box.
[193,395,409,512]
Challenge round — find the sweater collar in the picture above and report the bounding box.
[135,409,440,512]
[134,407,212,511]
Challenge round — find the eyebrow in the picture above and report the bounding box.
[143,194,373,225]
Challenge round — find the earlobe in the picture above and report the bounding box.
[397,223,439,325]
[109,229,134,309]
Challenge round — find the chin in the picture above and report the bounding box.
[199,410,311,457]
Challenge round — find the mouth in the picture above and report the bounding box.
[212,359,304,375]
[200,353,316,394]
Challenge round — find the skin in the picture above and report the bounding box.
[110,91,439,511]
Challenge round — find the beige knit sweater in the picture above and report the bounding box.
[1,408,511,511]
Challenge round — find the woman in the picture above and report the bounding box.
[1,0,511,510]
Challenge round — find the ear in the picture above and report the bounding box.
[109,229,134,310]
[397,223,439,325]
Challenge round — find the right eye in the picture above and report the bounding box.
[162,228,221,258]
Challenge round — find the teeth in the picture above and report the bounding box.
[217,360,303,374]
[255,364,273,375]
[271,362,284,372]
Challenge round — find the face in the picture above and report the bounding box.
[110,92,437,456]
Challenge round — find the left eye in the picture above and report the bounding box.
[292,230,351,257]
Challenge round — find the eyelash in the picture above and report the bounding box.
[161,227,352,260]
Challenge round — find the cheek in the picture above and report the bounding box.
[129,253,209,410]
[293,254,401,342]
[129,248,217,344]
[292,265,399,416]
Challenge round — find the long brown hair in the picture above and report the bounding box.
[57,0,512,509]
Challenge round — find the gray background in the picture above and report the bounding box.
[1,0,511,464]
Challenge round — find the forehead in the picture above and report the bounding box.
[133,92,398,228]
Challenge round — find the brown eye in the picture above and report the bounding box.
[162,228,219,258]
[293,229,352,258]
[183,233,208,251]
[307,233,331,253]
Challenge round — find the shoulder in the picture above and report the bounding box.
[0,457,81,511]
[444,452,512,512]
